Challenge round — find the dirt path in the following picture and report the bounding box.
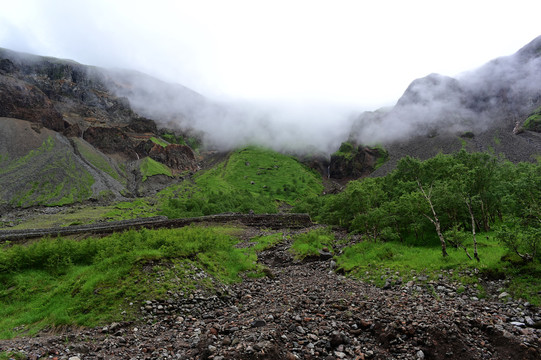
[0,229,540,360]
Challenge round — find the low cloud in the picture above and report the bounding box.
[101,68,355,154]
[351,36,541,145]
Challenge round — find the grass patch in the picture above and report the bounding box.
[524,106,541,131]
[0,226,261,338]
[140,157,172,182]
[331,142,355,161]
[150,137,169,147]
[250,232,285,252]
[218,146,323,202]
[373,145,389,170]
[12,154,93,207]
[335,234,541,304]
[290,228,334,260]
[5,200,159,230]
[0,137,54,176]
[337,235,505,282]
[161,133,201,152]
[162,132,186,145]
[0,136,96,207]
[0,351,26,360]
[103,199,159,220]
[331,142,388,170]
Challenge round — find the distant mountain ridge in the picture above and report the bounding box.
[347,35,541,177]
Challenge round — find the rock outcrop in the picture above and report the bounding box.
[150,144,198,171]
[0,74,65,131]
[329,142,386,180]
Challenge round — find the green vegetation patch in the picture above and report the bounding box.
[161,132,201,152]
[219,147,323,201]
[332,142,355,160]
[140,157,173,182]
[250,232,285,252]
[524,106,541,131]
[5,200,159,230]
[0,136,54,176]
[73,138,124,183]
[373,145,389,170]
[0,225,265,338]
[150,137,169,147]
[0,154,8,166]
[335,234,541,305]
[0,351,26,360]
[103,199,159,221]
[290,228,334,260]
[162,132,185,145]
[159,146,323,218]
[332,142,388,169]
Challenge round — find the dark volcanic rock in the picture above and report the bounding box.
[149,144,198,171]
[0,47,155,130]
[62,122,82,137]
[0,74,65,131]
[127,117,158,133]
[329,143,384,180]
[83,126,137,159]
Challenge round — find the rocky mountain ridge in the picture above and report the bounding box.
[0,48,201,208]
[347,36,541,177]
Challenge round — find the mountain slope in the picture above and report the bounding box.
[346,35,541,177]
[0,48,201,209]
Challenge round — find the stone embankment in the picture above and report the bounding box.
[0,213,313,242]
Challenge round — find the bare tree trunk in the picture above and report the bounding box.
[418,181,448,257]
[480,201,490,232]
[465,198,480,262]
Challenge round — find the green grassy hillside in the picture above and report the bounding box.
[140,157,173,181]
[0,136,94,207]
[159,146,323,218]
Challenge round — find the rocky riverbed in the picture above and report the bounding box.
[1,230,540,360]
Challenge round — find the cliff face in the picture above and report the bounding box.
[0,49,136,130]
[0,48,199,208]
[0,72,65,131]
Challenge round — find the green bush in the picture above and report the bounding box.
[290,228,334,260]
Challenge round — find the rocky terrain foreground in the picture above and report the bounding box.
[1,228,540,360]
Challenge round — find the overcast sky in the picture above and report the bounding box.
[1,0,540,110]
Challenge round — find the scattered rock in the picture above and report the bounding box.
[0,227,539,360]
